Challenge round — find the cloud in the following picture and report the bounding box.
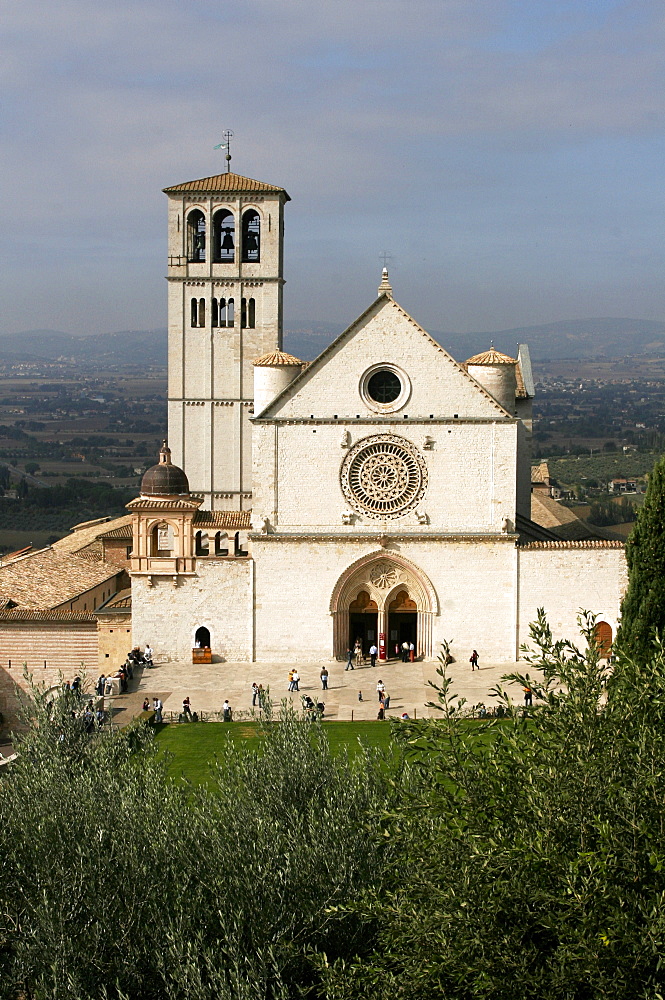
[0,0,663,334]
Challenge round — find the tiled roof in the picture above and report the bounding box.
[0,608,98,622]
[0,547,122,610]
[530,493,621,542]
[466,347,517,366]
[193,510,252,529]
[126,497,203,511]
[520,540,624,550]
[53,515,133,555]
[163,171,290,199]
[99,523,133,540]
[531,461,551,485]
[2,545,33,562]
[253,350,303,367]
[98,587,132,611]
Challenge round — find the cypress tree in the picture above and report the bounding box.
[618,454,665,659]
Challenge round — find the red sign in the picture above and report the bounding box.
[379,632,386,660]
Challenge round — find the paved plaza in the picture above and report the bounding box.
[108,653,531,726]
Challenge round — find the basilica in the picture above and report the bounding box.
[126,167,626,666]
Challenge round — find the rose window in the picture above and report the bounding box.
[340,435,427,519]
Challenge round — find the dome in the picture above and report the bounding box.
[465,347,516,366]
[140,441,189,496]
[253,349,303,367]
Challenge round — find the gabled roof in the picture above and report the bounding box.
[52,515,133,555]
[0,547,122,610]
[192,510,252,529]
[0,608,97,623]
[254,294,513,420]
[163,171,290,199]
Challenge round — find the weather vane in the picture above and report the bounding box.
[213,130,234,172]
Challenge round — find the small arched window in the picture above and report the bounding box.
[211,298,219,327]
[195,625,211,648]
[190,298,198,328]
[198,298,205,328]
[212,209,235,263]
[219,298,227,327]
[248,297,256,329]
[241,297,247,329]
[195,530,209,556]
[227,297,235,326]
[214,531,229,556]
[187,209,206,262]
[241,209,260,263]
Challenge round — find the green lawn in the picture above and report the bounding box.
[155,720,398,785]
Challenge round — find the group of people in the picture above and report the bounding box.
[251,682,266,708]
[287,670,300,691]
[128,644,153,667]
[376,679,392,719]
[301,693,325,718]
[346,639,416,668]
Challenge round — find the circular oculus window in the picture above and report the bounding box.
[360,364,410,413]
[340,434,427,519]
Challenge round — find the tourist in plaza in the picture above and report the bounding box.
[401,641,410,662]
[222,699,232,722]
[358,690,363,701]
[252,682,259,706]
[95,675,105,696]
[524,685,532,707]
[292,669,300,691]
[376,679,385,701]
[320,668,329,690]
[153,697,163,723]
[369,642,378,667]
[144,643,154,666]
[470,649,479,670]
[346,647,354,670]
[257,683,264,708]
[377,702,385,720]
[409,641,415,662]
[383,692,391,710]
[142,698,150,712]
[182,696,192,718]
[354,638,363,667]
[288,670,294,691]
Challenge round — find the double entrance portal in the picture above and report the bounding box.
[349,589,417,659]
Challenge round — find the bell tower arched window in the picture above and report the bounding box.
[227,297,235,326]
[212,209,235,263]
[187,209,206,263]
[198,298,205,327]
[241,210,260,263]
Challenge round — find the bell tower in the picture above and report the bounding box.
[164,167,290,510]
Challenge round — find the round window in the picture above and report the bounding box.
[367,370,401,404]
[360,364,411,413]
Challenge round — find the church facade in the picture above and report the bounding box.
[128,168,626,665]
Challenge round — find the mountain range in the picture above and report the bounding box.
[1,317,665,366]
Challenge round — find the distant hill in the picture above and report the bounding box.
[2,317,665,367]
[0,329,167,365]
[284,318,665,363]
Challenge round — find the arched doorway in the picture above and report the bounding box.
[195,625,211,648]
[594,621,612,657]
[330,551,438,660]
[388,590,417,658]
[348,590,378,658]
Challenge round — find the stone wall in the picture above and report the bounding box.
[517,543,627,652]
[0,618,98,729]
[131,557,253,663]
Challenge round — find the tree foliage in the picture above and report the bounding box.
[319,614,665,1000]
[0,694,394,1000]
[619,453,665,660]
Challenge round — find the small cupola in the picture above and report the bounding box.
[140,441,190,497]
[252,350,303,416]
[465,346,518,413]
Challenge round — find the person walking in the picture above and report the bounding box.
[288,670,294,691]
[182,696,192,718]
[153,697,163,723]
[292,670,300,692]
[523,685,532,707]
[252,682,259,707]
[470,649,479,671]
[401,641,409,663]
[376,679,385,702]
[369,643,378,668]
[346,647,354,670]
[223,699,232,722]
[383,692,391,710]
[320,668,329,690]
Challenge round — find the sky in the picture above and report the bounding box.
[1,0,664,337]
